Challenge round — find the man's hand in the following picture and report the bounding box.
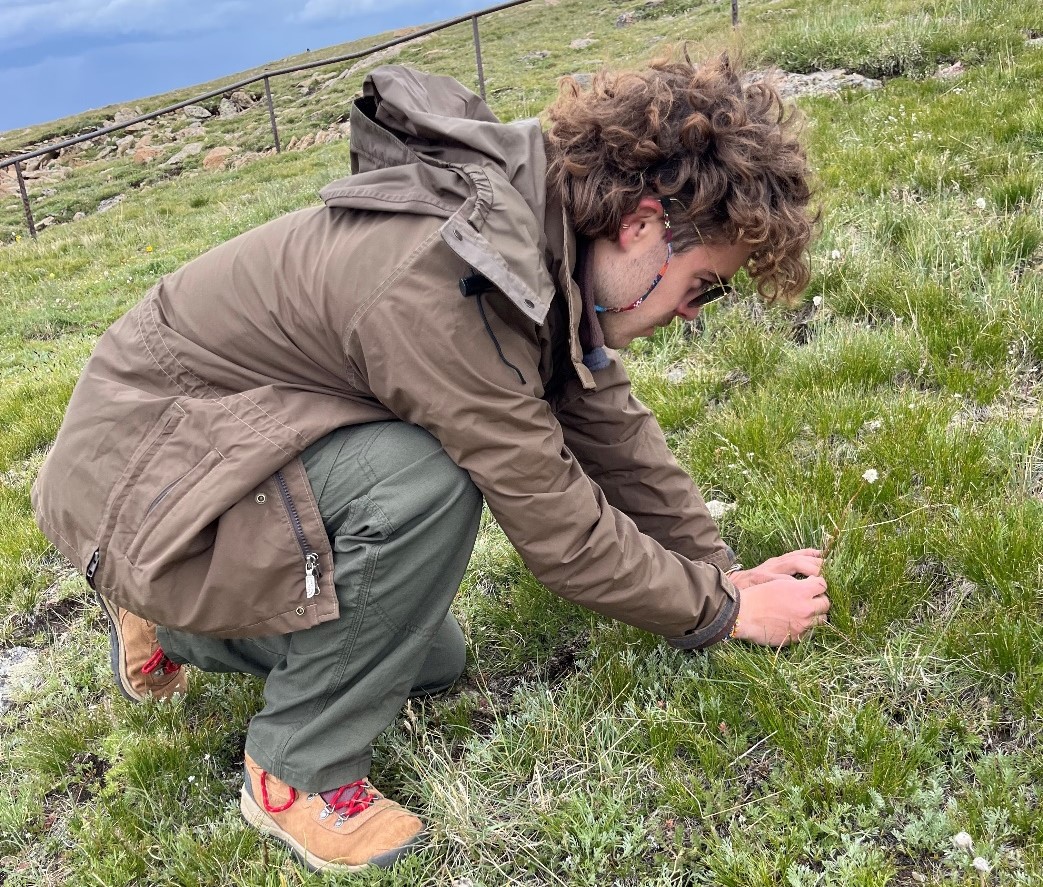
[732,575,830,646]
[727,547,823,590]
[726,548,829,646]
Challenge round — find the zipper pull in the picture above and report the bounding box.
[305,552,321,599]
[85,549,100,589]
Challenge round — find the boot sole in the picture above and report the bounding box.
[239,786,425,872]
[96,592,145,703]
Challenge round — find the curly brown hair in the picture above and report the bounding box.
[544,52,817,300]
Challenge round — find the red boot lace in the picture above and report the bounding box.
[258,772,377,819]
[141,647,182,676]
[322,780,378,819]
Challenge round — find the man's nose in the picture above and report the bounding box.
[675,302,701,322]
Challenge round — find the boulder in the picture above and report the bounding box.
[133,145,163,164]
[183,104,212,120]
[113,107,140,125]
[228,90,254,110]
[175,121,206,141]
[115,134,137,156]
[165,142,205,166]
[202,146,236,170]
[218,98,241,118]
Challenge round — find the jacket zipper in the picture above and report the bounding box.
[274,470,322,599]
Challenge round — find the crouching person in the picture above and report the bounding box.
[33,53,827,872]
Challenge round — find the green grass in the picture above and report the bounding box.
[2,0,1043,883]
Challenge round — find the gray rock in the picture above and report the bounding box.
[183,104,212,120]
[113,107,140,125]
[934,61,965,80]
[616,11,635,26]
[97,194,125,212]
[749,69,882,99]
[165,142,205,166]
[1028,36,1043,47]
[522,50,551,61]
[0,647,42,714]
[37,216,57,229]
[570,38,596,49]
[218,98,240,118]
[73,212,86,221]
[115,134,137,156]
[570,73,595,89]
[705,500,737,521]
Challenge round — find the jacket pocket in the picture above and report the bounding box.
[124,448,226,567]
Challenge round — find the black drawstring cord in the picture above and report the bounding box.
[475,292,526,385]
[460,270,526,386]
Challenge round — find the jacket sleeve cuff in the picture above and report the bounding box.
[667,574,740,651]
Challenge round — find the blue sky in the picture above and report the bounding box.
[0,0,480,133]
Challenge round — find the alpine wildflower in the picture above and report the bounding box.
[954,832,974,852]
[862,468,879,484]
[972,857,991,874]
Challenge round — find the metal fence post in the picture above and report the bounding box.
[14,162,37,240]
[264,76,282,153]
[732,0,739,26]
[472,15,487,101]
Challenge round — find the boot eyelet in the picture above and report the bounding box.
[255,493,266,504]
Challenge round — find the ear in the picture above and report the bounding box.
[617,196,665,250]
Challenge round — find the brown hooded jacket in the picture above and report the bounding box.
[32,66,739,647]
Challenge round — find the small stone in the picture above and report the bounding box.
[934,61,965,80]
[73,211,86,221]
[521,50,551,61]
[570,38,596,49]
[37,216,57,229]
[705,500,737,521]
[570,73,595,89]
[183,104,212,120]
[616,12,635,26]
[0,647,43,714]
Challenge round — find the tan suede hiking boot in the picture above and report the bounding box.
[96,594,187,702]
[239,754,426,872]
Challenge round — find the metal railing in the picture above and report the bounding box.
[0,0,534,239]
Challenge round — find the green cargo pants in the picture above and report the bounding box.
[157,421,483,792]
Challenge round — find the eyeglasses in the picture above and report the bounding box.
[594,201,735,315]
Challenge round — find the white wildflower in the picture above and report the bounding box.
[862,468,879,484]
[830,249,842,260]
[188,775,196,783]
[972,857,991,874]
[812,295,823,307]
[954,832,974,851]
[975,197,986,210]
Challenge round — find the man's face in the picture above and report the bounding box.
[590,201,752,349]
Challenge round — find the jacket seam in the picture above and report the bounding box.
[141,300,296,457]
[341,225,446,373]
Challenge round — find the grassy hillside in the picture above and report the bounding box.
[1,0,1042,883]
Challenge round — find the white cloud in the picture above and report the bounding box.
[0,0,250,47]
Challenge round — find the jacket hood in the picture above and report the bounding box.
[320,65,555,325]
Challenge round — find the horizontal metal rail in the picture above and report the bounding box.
[0,0,536,236]
[1,0,533,172]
